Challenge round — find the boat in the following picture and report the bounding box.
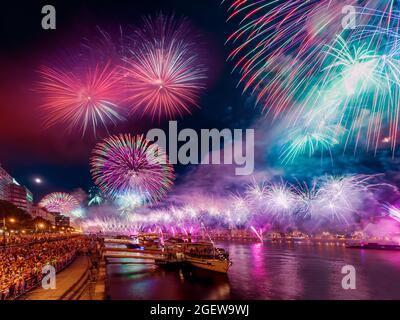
[154,250,185,269]
[180,242,232,273]
[346,242,400,251]
[125,243,143,250]
[137,233,163,251]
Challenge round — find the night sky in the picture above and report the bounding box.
[1,0,400,203]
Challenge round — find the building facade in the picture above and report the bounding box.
[31,205,55,224]
[0,163,33,214]
[8,183,33,214]
[0,164,13,200]
[54,212,70,228]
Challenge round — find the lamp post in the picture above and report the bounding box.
[2,217,16,248]
[36,223,45,233]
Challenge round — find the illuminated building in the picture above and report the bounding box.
[0,163,33,214]
[7,182,33,214]
[54,212,70,228]
[0,164,13,200]
[31,205,55,224]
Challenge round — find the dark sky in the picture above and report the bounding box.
[0,0,252,200]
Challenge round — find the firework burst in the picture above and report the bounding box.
[88,186,105,206]
[36,61,125,135]
[279,125,339,164]
[90,134,175,203]
[315,35,400,153]
[123,14,207,120]
[225,0,400,153]
[70,207,86,219]
[82,216,137,235]
[115,192,144,216]
[228,194,251,228]
[39,192,80,216]
[263,182,299,224]
[307,175,373,225]
[224,0,355,115]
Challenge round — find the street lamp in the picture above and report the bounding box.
[2,217,16,248]
[36,223,45,233]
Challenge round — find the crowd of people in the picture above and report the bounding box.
[0,234,98,300]
[0,233,75,247]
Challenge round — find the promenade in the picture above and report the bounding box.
[20,256,90,300]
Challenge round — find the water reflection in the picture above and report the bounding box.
[107,262,231,300]
[107,242,400,300]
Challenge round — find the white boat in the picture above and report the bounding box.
[184,255,231,273]
[180,242,232,273]
[137,233,163,251]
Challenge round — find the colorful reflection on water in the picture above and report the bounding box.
[107,242,400,300]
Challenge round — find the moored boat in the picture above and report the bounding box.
[137,233,163,251]
[180,242,232,273]
[346,242,400,250]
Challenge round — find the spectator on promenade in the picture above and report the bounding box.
[0,233,75,247]
[0,235,97,300]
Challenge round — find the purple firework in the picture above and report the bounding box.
[90,134,174,203]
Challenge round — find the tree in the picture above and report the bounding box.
[28,217,52,231]
[0,200,31,229]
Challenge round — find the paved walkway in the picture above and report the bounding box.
[20,256,90,300]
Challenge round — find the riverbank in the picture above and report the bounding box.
[19,255,91,300]
[21,254,107,300]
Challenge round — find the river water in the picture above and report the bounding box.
[106,242,400,300]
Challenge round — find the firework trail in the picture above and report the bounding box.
[225,0,400,156]
[123,14,207,120]
[279,124,340,164]
[82,175,383,233]
[224,0,357,114]
[88,186,105,206]
[306,175,374,226]
[90,134,175,203]
[264,182,299,220]
[385,204,400,223]
[250,225,263,242]
[39,192,80,217]
[36,61,125,135]
[81,216,138,235]
[70,208,86,219]
[228,194,251,228]
[314,34,400,154]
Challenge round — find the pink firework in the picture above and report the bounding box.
[36,61,125,135]
[90,134,175,203]
[39,192,80,216]
[123,14,207,120]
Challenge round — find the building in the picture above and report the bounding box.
[0,164,13,200]
[0,164,33,214]
[8,182,33,214]
[31,205,55,224]
[54,212,70,228]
